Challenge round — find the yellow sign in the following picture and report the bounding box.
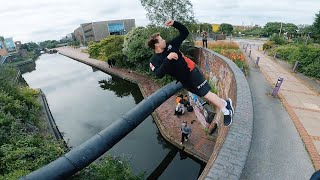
[212,24,220,32]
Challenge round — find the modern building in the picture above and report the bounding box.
[0,36,8,56]
[74,19,135,45]
[4,37,17,53]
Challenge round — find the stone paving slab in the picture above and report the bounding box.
[293,109,320,137]
[246,46,320,170]
[56,47,215,162]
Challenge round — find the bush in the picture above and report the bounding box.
[270,34,288,45]
[268,44,320,78]
[267,45,299,62]
[100,36,124,60]
[0,65,66,178]
[263,41,274,50]
[122,27,154,73]
[88,42,102,58]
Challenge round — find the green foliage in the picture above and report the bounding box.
[87,36,126,67]
[199,23,212,33]
[100,36,125,64]
[219,23,233,35]
[155,75,175,86]
[0,66,66,179]
[20,42,40,52]
[20,42,41,60]
[285,23,298,37]
[270,34,288,45]
[313,11,320,36]
[68,40,80,47]
[263,41,275,50]
[241,27,263,37]
[71,155,144,180]
[140,0,195,25]
[263,22,282,36]
[39,40,59,49]
[123,27,158,72]
[268,44,320,78]
[88,42,102,58]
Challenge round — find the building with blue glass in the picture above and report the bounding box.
[0,36,8,56]
[4,38,16,52]
[74,19,135,45]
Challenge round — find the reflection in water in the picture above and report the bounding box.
[99,76,143,104]
[147,149,178,180]
[18,61,36,74]
[92,67,99,72]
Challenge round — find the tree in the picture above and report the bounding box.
[284,23,298,37]
[313,11,320,36]
[20,42,40,52]
[99,35,124,60]
[39,40,59,49]
[219,23,233,35]
[122,27,154,71]
[140,0,195,25]
[242,27,263,37]
[200,23,212,33]
[263,22,282,36]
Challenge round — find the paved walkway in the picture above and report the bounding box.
[237,43,315,179]
[56,47,215,162]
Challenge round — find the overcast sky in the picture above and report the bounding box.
[0,0,319,43]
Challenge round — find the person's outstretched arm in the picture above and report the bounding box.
[165,20,189,48]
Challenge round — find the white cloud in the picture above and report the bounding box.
[0,0,319,43]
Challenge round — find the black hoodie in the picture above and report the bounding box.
[149,21,194,85]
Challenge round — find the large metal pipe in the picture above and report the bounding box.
[21,81,183,180]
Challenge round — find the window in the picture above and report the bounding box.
[107,23,125,35]
[4,38,16,52]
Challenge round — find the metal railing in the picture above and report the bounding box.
[20,81,183,180]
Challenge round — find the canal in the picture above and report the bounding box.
[21,53,205,179]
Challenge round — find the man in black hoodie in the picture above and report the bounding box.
[147,20,234,126]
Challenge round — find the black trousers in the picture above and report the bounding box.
[181,133,189,142]
[202,40,207,48]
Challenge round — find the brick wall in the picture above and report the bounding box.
[195,47,253,180]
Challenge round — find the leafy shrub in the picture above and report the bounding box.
[87,42,102,58]
[263,41,274,50]
[270,34,288,45]
[268,44,320,78]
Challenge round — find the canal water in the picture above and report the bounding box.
[21,54,205,179]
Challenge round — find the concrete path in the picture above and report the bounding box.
[238,42,316,179]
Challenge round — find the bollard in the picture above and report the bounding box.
[257,46,260,50]
[249,50,251,57]
[293,61,299,72]
[264,49,267,54]
[273,53,277,60]
[245,47,247,52]
[272,77,284,96]
[255,57,260,67]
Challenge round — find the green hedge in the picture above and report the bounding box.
[0,66,66,179]
[268,44,320,78]
[0,66,144,179]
